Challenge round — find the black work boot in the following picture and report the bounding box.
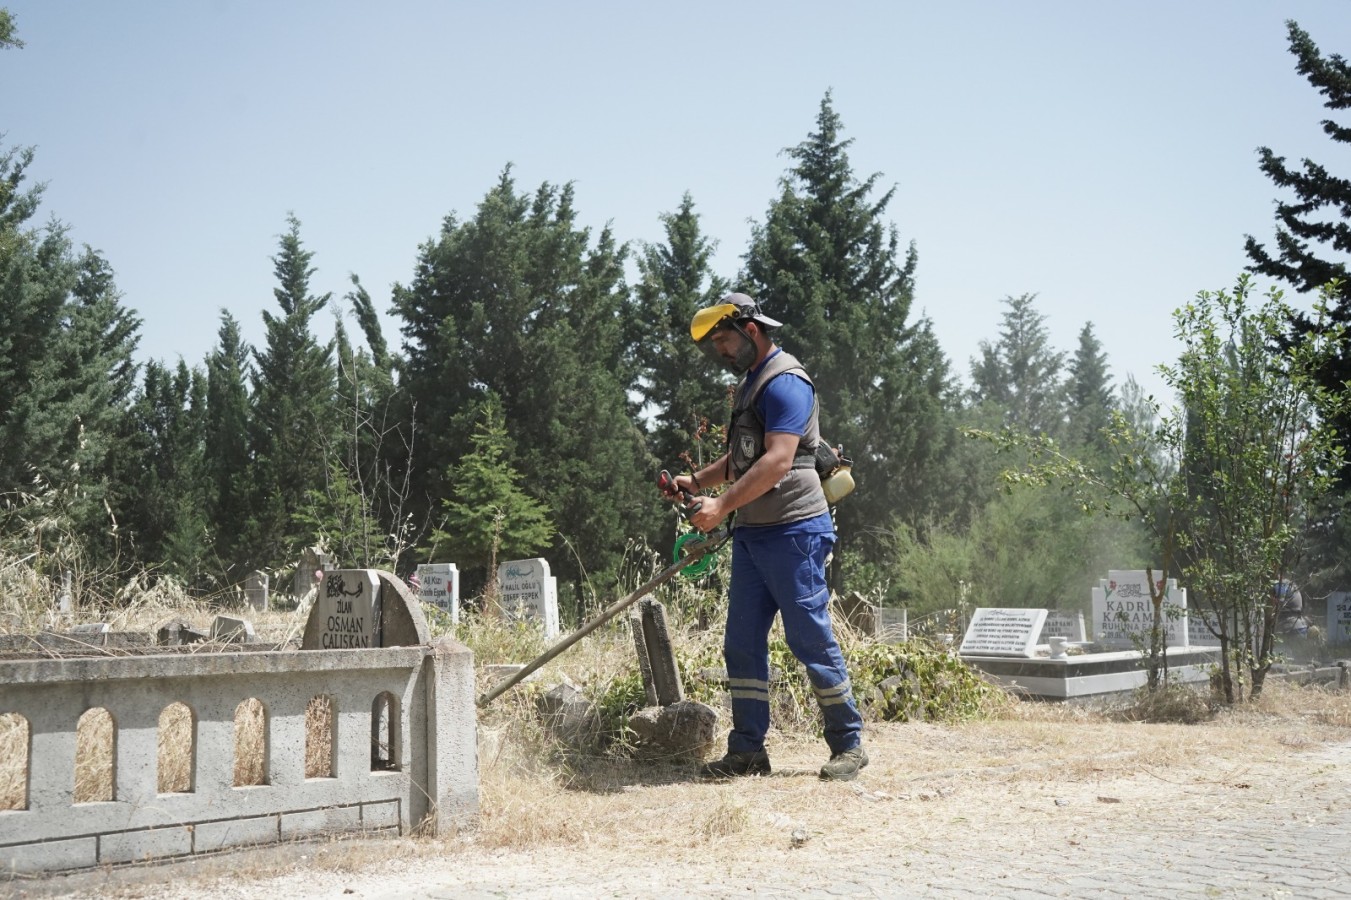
[697,749,771,778]
[819,745,869,781]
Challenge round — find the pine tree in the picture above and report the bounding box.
[969,293,1066,437]
[632,193,730,486]
[428,396,553,593]
[1244,19,1351,484]
[394,170,658,598]
[203,312,253,573]
[118,360,209,579]
[743,93,957,575]
[1064,322,1115,458]
[246,214,336,568]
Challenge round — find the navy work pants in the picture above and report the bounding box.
[723,527,863,755]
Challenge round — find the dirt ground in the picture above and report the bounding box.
[12,687,1351,900]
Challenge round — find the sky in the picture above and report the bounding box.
[4,1,1350,407]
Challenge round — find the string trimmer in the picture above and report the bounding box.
[476,471,727,708]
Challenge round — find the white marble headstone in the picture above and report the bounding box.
[417,562,460,624]
[1091,570,1187,648]
[959,608,1048,658]
[1038,610,1087,643]
[497,558,559,638]
[1328,592,1351,645]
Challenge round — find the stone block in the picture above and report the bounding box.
[0,835,97,873]
[193,813,278,853]
[99,825,193,864]
[157,617,208,646]
[210,615,255,644]
[280,804,362,839]
[627,699,718,760]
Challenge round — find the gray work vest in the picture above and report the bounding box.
[727,350,829,527]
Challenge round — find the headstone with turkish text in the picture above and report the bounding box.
[1328,591,1351,645]
[304,569,382,649]
[1038,610,1087,643]
[497,558,560,638]
[959,607,1049,658]
[417,562,460,624]
[1091,570,1187,649]
[1186,609,1223,647]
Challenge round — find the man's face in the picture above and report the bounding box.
[711,322,754,367]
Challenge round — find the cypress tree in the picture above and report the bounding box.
[743,93,956,577]
[632,193,731,495]
[247,214,335,568]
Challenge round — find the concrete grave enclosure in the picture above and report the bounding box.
[0,570,478,875]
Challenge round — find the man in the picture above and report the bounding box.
[663,292,867,782]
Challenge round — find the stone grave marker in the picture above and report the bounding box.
[211,615,255,644]
[878,607,908,642]
[1091,570,1187,649]
[293,546,333,598]
[1187,609,1223,647]
[58,570,72,617]
[1328,591,1351,645]
[835,591,878,636]
[244,570,269,611]
[958,608,1048,658]
[1038,610,1087,643]
[497,557,560,638]
[303,569,381,649]
[417,562,460,624]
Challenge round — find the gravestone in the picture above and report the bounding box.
[293,546,333,598]
[210,615,255,644]
[58,570,73,617]
[1038,610,1087,643]
[300,570,430,650]
[1187,609,1223,647]
[631,598,682,706]
[244,570,269,611]
[1328,591,1351,645]
[497,557,560,638]
[958,608,1048,658]
[835,591,878,636]
[417,562,460,624]
[878,607,908,642]
[304,569,381,649]
[66,622,110,637]
[1091,570,1187,649]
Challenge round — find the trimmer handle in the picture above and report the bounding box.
[657,469,702,517]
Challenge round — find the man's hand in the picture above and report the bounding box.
[688,492,727,533]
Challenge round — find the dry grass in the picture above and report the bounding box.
[5,564,1351,894]
[0,712,26,810]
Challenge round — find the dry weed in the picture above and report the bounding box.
[73,707,114,803]
[158,702,194,793]
[698,795,750,840]
[0,712,27,810]
[233,698,267,787]
[306,695,334,778]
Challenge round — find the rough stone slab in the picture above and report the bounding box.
[99,825,193,864]
[192,813,278,853]
[0,835,97,873]
[279,805,362,839]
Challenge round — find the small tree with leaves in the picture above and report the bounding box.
[975,277,1347,702]
[428,396,553,601]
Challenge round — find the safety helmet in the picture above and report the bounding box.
[690,293,783,375]
[689,292,783,342]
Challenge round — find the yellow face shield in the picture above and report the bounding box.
[690,303,740,342]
